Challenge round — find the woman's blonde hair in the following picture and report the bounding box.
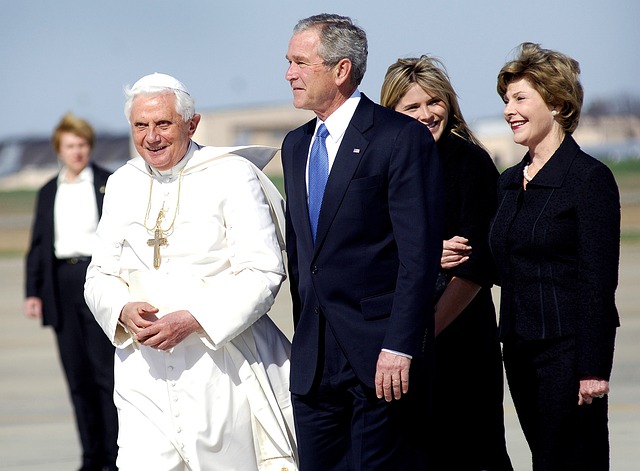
[497,42,583,133]
[51,112,95,152]
[380,55,482,146]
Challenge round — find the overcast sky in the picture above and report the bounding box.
[1,0,638,141]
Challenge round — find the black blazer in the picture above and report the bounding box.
[437,133,499,288]
[25,163,111,329]
[282,94,444,394]
[489,134,620,379]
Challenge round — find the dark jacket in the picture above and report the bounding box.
[25,163,111,329]
[489,134,620,379]
[282,94,444,394]
[438,132,499,288]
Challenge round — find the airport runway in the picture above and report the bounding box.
[1,245,639,470]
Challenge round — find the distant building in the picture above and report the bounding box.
[473,114,640,168]
[194,107,640,173]
[2,105,639,190]
[0,134,130,190]
[192,104,315,175]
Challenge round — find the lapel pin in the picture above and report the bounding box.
[353,148,360,153]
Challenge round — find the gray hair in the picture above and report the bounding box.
[123,86,195,124]
[294,13,368,87]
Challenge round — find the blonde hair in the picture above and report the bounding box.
[51,112,95,152]
[497,42,583,133]
[380,55,482,146]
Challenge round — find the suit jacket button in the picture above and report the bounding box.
[314,306,320,315]
[312,266,318,274]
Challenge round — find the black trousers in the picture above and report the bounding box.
[503,335,610,471]
[54,259,118,470]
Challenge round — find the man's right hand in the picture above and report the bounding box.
[119,301,159,336]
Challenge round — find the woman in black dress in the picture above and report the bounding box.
[489,42,620,470]
[381,55,513,471]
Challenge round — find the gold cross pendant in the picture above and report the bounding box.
[147,209,167,269]
[147,227,167,269]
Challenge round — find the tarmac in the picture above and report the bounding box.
[1,244,639,470]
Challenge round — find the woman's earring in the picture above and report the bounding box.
[551,110,558,116]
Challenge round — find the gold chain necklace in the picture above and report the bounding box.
[144,168,184,269]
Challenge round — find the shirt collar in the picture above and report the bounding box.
[316,89,361,142]
[57,164,93,185]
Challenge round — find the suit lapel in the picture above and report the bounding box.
[291,121,315,249]
[43,181,57,240]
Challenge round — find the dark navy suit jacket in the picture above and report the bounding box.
[282,94,444,395]
[25,163,111,329]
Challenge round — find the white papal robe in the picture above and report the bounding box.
[84,142,297,471]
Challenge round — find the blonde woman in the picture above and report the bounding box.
[382,55,512,470]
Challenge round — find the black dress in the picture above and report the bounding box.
[432,133,513,470]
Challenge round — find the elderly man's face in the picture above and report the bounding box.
[130,92,200,171]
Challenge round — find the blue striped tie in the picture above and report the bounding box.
[308,123,329,242]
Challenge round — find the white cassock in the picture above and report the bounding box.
[84,142,297,471]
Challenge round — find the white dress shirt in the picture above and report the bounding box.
[54,165,99,259]
[306,90,361,194]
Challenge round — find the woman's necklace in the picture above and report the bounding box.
[143,168,184,269]
[523,164,534,183]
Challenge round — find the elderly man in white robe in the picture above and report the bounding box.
[84,73,297,471]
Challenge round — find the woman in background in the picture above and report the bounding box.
[381,55,512,470]
[489,42,620,470]
[24,113,118,471]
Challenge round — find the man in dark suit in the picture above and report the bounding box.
[24,113,118,471]
[282,14,444,470]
